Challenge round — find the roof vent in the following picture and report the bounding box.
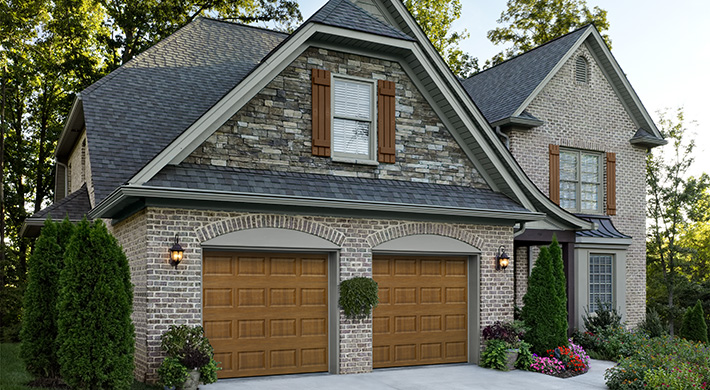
[575,56,588,83]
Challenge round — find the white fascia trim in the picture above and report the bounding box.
[511,27,593,118]
[575,236,632,246]
[100,185,547,222]
[387,0,591,229]
[54,97,83,159]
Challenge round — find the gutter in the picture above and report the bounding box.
[89,185,547,223]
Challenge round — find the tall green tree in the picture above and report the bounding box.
[487,0,611,66]
[404,0,478,77]
[0,0,302,341]
[549,237,568,334]
[647,108,708,335]
[680,300,708,344]
[20,219,74,382]
[522,245,567,354]
[57,219,134,390]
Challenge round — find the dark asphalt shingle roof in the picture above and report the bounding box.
[461,26,589,124]
[29,184,91,221]
[576,215,631,239]
[82,18,287,204]
[146,164,529,212]
[308,0,413,41]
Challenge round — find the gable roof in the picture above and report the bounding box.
[462,25,665,144]
[308,0,413,41]
[81,18,287,204]
[20,184,91,237]
[461,27,587,124]
[50,0,593,231]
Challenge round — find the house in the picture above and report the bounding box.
[21,0,665,382]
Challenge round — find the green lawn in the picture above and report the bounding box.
[0,343,159,390]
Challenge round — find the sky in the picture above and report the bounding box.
[296,0,710,177]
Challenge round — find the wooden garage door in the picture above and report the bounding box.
[372,255,467,368]
[203,252,328,378]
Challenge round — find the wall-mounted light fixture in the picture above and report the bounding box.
[496,245,510,270]
[169,234,184,269]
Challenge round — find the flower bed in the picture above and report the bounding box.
[529,339,590,378]
[604,334,710,390]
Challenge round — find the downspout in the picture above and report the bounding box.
[513,222,527,238]
[495,126,510,150]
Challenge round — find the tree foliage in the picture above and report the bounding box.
[486,0,611,66]
[680,300,708,344]
[20,219,74,381]
[522,245,567,354]
[0,0,301,341]
[56,219,134,389]
[646,107,709,335]
[404,0,479,77]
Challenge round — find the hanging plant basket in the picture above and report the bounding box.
[339,277,379,319]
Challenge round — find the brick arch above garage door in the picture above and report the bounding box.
[195,214,347,246]
[366,222,485,250]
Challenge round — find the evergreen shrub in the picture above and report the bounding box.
[20,218,74,382]
[56,219,134,389]
[339,277,379,319]
[680,300,708,344]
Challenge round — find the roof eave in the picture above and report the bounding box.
[54,97,85,161]
[630,136,667,148]
[491,115,545,129]
[90,185,546,224]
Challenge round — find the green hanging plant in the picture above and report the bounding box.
[339,277,379,319]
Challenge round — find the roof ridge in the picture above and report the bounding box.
[307,0,412,41]
[197,16,289,37]
[464,24,592,80]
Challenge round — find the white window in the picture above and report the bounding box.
[589,254,613,311]
[560,149,602,213]
[332,77,375,160]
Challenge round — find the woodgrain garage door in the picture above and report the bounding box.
[372,255,468,368]
[203,252,328,378]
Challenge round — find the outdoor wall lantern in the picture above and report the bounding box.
[169,234,184,269]
[496,245,510,270]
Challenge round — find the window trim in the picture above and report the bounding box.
[559,148,603,214]
[330,74,377,162]
[588,253,614,312]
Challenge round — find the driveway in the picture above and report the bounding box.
[202,359,616,390]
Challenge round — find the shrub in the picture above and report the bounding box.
[522,246,567,354]
[680,300,708,344]
[339,277,379,319]
[482,320,525,345]
[20,219,73,381]
[158,325,219,386]
[639,308,668,338]
[57,219,134,390]
[549,238,568,339]
[583,300,623,333]
[645,363,703,390]
[481,339,509,370]
[604,335,710,390]
[515,341,534,370]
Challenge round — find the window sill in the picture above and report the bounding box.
[331,156,380,166]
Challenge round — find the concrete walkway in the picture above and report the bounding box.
[202,359,616,390]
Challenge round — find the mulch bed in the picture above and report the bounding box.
[549,369,589,379]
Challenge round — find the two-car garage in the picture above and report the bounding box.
[202,245,476,379]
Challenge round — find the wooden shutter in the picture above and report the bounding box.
[377,80,396,163]
[311,69,331,157]
[606,152,617,215]
[549,144,560,204]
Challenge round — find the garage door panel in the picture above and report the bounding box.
[373,255,467,368]
[204,252,329,378]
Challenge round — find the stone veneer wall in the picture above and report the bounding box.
[185,47,488,188]
[506,43,647,326]
[111,211,149,382]
[112,208,515,382]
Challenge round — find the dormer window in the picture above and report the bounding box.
[575,56,589,84]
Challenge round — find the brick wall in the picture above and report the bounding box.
[508,44,647,326]
[112,208,514,381]
[111,210,149,381]
[185,47,488,189]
